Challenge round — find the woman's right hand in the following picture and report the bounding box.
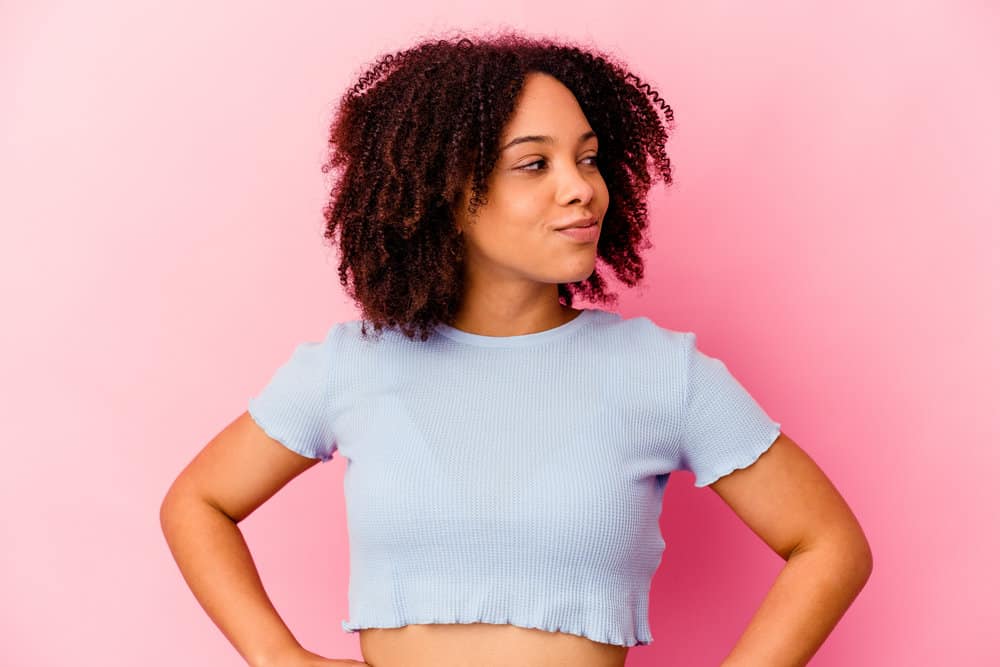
[260,645,371,666]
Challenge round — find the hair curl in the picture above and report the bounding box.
[320,29,675,342]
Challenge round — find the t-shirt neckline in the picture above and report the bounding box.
[434,308,597,348]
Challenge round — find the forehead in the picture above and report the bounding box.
[501,72,592,139]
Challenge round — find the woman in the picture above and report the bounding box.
[160,32,872,667]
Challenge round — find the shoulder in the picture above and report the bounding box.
[601,311,690,351]
[582,312,690,385]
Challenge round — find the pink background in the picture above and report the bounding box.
[2,1,997,665]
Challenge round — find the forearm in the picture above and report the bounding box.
[721,539,873,667]
[159,492,303,667]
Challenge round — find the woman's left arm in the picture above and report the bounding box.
[710,432,874,667]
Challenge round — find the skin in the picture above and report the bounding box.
[447,70,610,338]
[710,433,873,666]
[160,71,872,667]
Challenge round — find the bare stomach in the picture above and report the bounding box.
[359,622,630,667]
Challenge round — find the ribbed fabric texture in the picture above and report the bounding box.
[247,307,781,647]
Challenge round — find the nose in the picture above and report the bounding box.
[557,162,596,206]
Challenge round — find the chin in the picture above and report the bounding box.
[557,265,596,283]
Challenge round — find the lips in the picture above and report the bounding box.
[555,216,598,230]
[556,220,600,242]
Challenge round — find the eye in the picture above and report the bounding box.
[517,154,600,172]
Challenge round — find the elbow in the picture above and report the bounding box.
[158,481,201,535]
[855,538,874,584]
[838,536,875,589]
[159,478,184,524]
[839,524,874,583]
[794,529,874,587]
[159,487,182,536]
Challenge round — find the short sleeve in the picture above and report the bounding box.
[247,324,340,463]
[677,332,782,487]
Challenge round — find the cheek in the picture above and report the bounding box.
[594,176,611,209]
[489,194,546,238]
[466,207,533,254]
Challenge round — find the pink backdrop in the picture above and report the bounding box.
[2,1,996,665]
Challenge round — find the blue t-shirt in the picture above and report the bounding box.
[247,307,781,647]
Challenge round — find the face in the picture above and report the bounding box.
[453,71,610,291]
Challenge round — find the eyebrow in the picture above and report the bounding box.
[499,130,598,152]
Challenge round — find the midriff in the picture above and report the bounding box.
[359,622,630,667]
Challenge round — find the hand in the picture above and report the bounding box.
[256,645,371,667]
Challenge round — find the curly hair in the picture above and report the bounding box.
[320,29,675,342]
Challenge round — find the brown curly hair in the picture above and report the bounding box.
[320,29,675,342]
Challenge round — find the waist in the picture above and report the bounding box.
[359,622,630,667]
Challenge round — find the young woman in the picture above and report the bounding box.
[160,32,872,667]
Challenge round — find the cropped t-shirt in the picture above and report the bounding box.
[247,307,782,647]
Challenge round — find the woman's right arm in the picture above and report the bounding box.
[159,411,368,667]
